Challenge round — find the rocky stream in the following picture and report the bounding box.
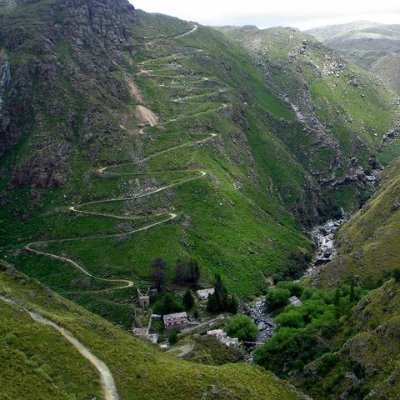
[246,219,344,348]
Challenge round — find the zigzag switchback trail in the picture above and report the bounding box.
[24,25,224,294]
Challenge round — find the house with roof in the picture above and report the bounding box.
[196,288,215,300]
[163,312,189,330]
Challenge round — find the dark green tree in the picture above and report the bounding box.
[393,268,400,282]
[334,288,341,318]
[207,274,237,314]
[174,259,201,287]
[154,293,183,315]
[225,314,258,342]
[334,288,341,307]
[168,331,179,345]
[265,288,291,310]
[349,279,355,302]
[228,294,239,314]
[150,258,167,291]
[183,288,195,310]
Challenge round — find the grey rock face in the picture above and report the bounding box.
[0,0,137,189]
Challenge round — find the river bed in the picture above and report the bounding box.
[246,219,344,347]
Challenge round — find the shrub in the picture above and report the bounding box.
[168,331,179,346]
[225,314,258,342]
[393,268,400,282]
[316,352,339,376]
[153,293,184,315]
[4,332,17,345]
[275,309,304,328]
[276,281,303,297]
[265,288,291,310]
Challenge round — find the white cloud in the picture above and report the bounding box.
[130,0,400,29]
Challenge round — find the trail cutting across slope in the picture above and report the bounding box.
[0,295,119,400]
[174,24,198,39]
[25,28,227,294]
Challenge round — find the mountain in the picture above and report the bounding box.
[294,275,400,400]
[0,0,318,327]
[2,1,400,399]
[319,156,400,288]
[308,21,400,94]
[0,261,307,399]
[218,25,399,201]
[1,1,399,329]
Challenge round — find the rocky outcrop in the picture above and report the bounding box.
[0,0,138,190]
[0,57,10,110]
[11,143,70,188]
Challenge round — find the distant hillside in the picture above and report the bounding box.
[319,156,400,288]
[308,21,400,94]
[0,262,307,400]
[219,25,400,208]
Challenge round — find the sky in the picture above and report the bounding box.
[131,0,400,30]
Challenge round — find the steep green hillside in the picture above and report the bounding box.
[0,262,307,400]
[219,25,399,208]
[308,21,400,95]
[0,0,327,328]
[0,0,398,330]
[319,156,400,288]
[296,278,400,400]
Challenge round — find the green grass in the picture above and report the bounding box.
[0,263,307,400]
[1,2,398,331]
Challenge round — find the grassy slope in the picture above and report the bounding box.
[308,22,400,94]
[0,262,307,400]
[0,2,321,328]
[319,157,400,288]
[218,26,399,202]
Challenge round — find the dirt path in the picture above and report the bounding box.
[0,295,119,400]
[25,133,215,293]
[175,24,198,39]
[24,243,134,293]
[24,36,225,295]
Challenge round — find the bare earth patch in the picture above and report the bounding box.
[135,105,159,126]
[128,80,144,103]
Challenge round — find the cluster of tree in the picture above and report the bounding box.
[153,292,183,315]
[273,251,311,282]
[152,289,196,316]
[174,259,200,287]
[150,258,202,291]
[265,281,303,311]
[255,282,368,377]
[225,314,258,342]
[150,258,167,291]
[207,274,238,314]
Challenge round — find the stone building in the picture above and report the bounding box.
[163,312,189,330]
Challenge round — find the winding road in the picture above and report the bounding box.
[24,132,217,293]
[174,24,198,39]
[24,20,223,294]
[0,295,119,400]
[10,22,222,400]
